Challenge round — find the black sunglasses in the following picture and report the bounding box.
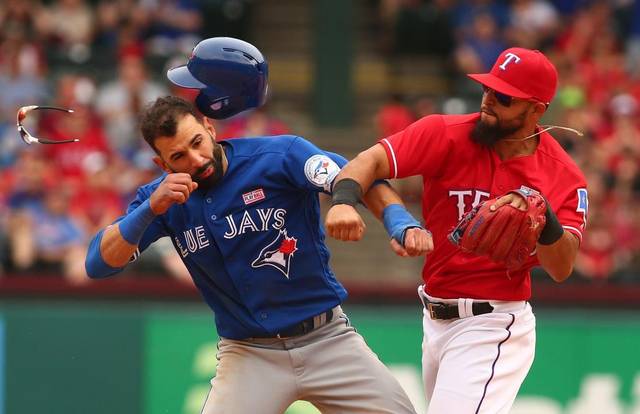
[482,86,514,107]
[17,105,79,145]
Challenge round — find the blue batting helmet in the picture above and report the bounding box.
[167,37,268,119]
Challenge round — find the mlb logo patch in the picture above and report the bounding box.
[243,188,266,205]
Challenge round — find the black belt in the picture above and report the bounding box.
[424,298,494,320]
[254,308,335,339]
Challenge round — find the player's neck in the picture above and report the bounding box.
[494,127,540,160]
[221,144,229,175]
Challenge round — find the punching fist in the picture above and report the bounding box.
[325,204,367,241]
[150,173,199,215]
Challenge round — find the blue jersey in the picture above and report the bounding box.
[118,136,348,339]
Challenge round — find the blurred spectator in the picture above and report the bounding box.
[36,0,95,64]
[373,95,427,205]
[4,149,54,214]
[96,54,168,158]
[0,0,44,40]
[577,29,628,107]
[94,0,148,54]
[594,94,640,172]
[507,0,559,49]
[69,154,124,236]
[574,209,614,281]
[451,0,510,36]
[38,75,111,185]
[142,0,202,57]
[3,150,85,282]
[413,96,436,119]
[549,0,590,16]
[375,93,415,138]
[0,22,48,166]
[454,11,506,73]
[555,2,613,64]
[8,183,86,284]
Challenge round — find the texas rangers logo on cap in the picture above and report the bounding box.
[251,229,298,278]
[467,47,559,105]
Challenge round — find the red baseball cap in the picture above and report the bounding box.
[467,47,558,105]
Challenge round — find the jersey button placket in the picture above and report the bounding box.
[495,164,506,193]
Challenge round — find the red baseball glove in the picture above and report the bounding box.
[448,188,547,270]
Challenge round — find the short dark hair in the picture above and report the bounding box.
[140,96,201,151]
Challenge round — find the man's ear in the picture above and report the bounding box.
[153,156,172,174]
[533,102,547,115]
[203,117,217,140]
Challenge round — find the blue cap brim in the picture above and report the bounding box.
[167,65,207,89]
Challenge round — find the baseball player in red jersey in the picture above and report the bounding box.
[325,47,588,413]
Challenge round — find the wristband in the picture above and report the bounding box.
[382,204,424,246]
[118,199,157,245]
[331,178,363,207]
[538,202,564,245]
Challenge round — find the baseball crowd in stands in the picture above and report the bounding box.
[0,0,637,286]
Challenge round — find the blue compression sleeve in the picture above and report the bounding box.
[118,199,157,245]
[85,229,124,279]
[382,204,423,246]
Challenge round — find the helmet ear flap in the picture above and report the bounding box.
[196,91,228,119]
[196,89,249,120]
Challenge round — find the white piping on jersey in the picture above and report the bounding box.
[562,225,583,243]
[381,138,398,178]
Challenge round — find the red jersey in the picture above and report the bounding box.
[379,113,588,301]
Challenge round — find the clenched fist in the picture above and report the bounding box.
[389,228,434,257]
[325,204,366,241]
[150,173,198,215]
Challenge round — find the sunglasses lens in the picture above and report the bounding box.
[482,87,512,107]
[495,91,512,107]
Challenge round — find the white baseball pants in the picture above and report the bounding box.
[420,288,536,414]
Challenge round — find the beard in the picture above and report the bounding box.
[192,141,224,190]
[471,113,525,147]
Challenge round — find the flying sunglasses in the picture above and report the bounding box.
[17,105,80,145]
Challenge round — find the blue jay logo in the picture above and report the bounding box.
[251,229,298,278]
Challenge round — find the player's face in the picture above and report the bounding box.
[153,114,225,189]
[473,87,541,146]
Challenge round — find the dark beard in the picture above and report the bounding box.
[192,142,224,190]
[471,117,522,147]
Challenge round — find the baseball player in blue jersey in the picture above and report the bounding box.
[85,38,430,414]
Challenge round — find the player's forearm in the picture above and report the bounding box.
[362,182,404,219]
[100,225,140,267]
[85,200,157,278]
[536,232,579,282]
[335,145,391,194]
[85,226,130,279]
